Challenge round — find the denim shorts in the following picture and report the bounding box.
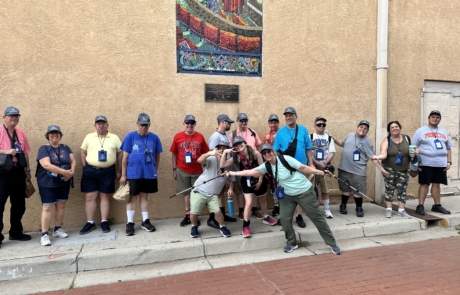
[81,165,116,194]
[39,185,70,206]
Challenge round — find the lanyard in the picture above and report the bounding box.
[139,132,149,152]
[429,127,439,138]
[275,157,279,186]
[3,125,17,148]
[98,134,106,149]
[185,132,195,151]
[49,145,61,165]
[354,134,364,150]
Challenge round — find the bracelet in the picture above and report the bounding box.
[448,161,452,165]
[258,180,262,183]
[317,170,321,175]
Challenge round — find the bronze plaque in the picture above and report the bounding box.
[205,84,239,103]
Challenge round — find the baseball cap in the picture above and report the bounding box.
[137,113,151,125]
[217,114,235,123]
[429,110,441,118]
[232,136,246,146]
[95,115,108,123]
[4,106,21,116]
[46,125,62,134]
[283,107,297,115]
[184,114,196,122]
[315,116,327,123]
[268,114,279,122]
[216,140,231,148]
[237,113,248,121]
[358,120,370,128]
[260,144,273,153]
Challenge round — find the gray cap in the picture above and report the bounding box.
[315,116,327,123]
[95,115,108,123]
[184,114,196,122]
[138,113,151,125]
[4,106,20,116]
[268,114,279,122]
[232,136,246,146]
[217,114,235,123]
[260,144,273,153]
[46,125,62,134]
[283,107,297,115]
[237,113,248,121]
[429,110,441,118]
[216,140,231,148]
[358,120,370,128]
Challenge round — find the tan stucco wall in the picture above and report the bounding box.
[1,0,459,233]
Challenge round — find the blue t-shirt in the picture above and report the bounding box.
[36,144,73,188]
[272,124,312,165]
[121,131,163,179]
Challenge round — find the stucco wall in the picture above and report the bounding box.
[1,0,458,233]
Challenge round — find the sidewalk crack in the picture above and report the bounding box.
[69,244,84,289]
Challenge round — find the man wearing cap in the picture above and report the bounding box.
[413,110,452,215]
[206,114,237,228]
[120,113,163,236]
[264,114,280,216]
[332,120,387,217]
[0,106,32,244]
[170,114,210,227]
[79,115,122,234]
[310,116,336,218]
[272,107,314,228]
[189,140,234,238]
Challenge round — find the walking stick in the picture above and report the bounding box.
[169,173,226,198]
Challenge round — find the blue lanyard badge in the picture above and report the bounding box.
[98,150,107,162]
[434,139,443,149]
[185,151,192,164]
[394,153,403,165]
[353,150,360,161]
[145,150,152,164]
[316,149,324,160]
[275,186,285,200]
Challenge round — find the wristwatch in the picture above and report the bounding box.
[448,161,452,165]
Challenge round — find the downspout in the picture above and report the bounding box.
[375,0,388,204]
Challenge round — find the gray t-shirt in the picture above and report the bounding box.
[195,156,234,197]
[413,125,452,167]
[338,133,375,176]
[208,131,231,150]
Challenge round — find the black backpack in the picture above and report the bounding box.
[387,134,411,147]
[232,128,256,141]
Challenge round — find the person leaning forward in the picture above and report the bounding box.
[0,106,32,246]
[79,115,122,235]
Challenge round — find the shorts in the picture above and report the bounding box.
[315,175,330,194]
[176,168,200,195]
[190,191,220,215]
[81,165,116,194]
[39,185,70,206]
[337,169,367,194]
[240,177,268,196]
[418,166,447,185]
[128,178,158,196]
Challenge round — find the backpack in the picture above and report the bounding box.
[264,154,297,179]
[387,134,411,147]
[310,133,332,147]
[232,128,256,141]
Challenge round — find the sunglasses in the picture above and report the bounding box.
[140,124,150,127]
[316,123,326,127]
[261,150,272,155]
[239,119,248,123]
[184,121,196,125]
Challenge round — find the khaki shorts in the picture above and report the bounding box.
[190,191,220,215]
[176,168,200,195]
[315,175,330,194]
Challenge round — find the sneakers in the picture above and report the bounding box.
[398,210,412,219]
[252,210,263,220]
[263,215,277,226]
[238,211,244,221]
[356,207,364,217]
[296,215,306,228]
[207,219,220,229]
[242,227,251,238]
[40,235,51,246]
[220,226,232,237]
[340,204,347,214]
[141,219,156,232]
[284,244,298,253]
[331,245,341,255]
[271,206,280,216]
[415,204,425,215]
[52,228,69,238]
[101,221,111,233]
[190,225,199,238]
[9,233,32,241]
[180,216,191,227]
[431,204,451,214]
[79,222,96,235]
[385,209,392,218]
[224,215,237,222]
[126,222,135,236]
[324,209,333,219]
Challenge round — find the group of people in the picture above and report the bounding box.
[0,105,452,254]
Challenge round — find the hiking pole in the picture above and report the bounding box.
[324,166,376,203]
[169,172,226,198]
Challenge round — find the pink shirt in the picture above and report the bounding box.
[0,126,31,162]
[229,128,262,150]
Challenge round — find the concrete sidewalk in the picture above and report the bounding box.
[1,195,460,284]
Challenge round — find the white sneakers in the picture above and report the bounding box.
[324,209,333,219]
[52,228,69,238]
[40,235,51,246]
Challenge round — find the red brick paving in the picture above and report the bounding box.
[39,237,460,295]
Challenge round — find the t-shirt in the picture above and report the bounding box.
[36,144,73,188]
[272,124,312,165]
[0,126,31,163]
[195,156,234,197]
[120,131,163,179]
[311,133,336,164]
[208,131,231,150]
[338,133,375,176]
[257,155,311,195]
[80,132,122,168]
[264,130,277,146]
[413,126,452,167]
[170,131,209,174]
[229,128,262,150]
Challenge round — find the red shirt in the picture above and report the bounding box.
[169,131,209,174]
[0,126,31,162]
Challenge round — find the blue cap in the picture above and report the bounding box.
[46,125,62,134]
[184,114,196,122]
[217,114,235,123]
[358,120,370,128]
[268,114,279,122]
[95,115,108,123]
[237,113,248,121]
[232,136,246,146]
[4,106,20,116]
[283,107,297,115]
[138,113,151,125]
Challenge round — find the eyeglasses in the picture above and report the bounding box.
[316,123,326,127]
[261,150,272,155]
[239,120,248,123]
[140,124,150,127]
[184,121,196,125]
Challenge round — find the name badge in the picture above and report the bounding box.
[434,139,443,149]
[145,150,152,164]
[185,151,192,164]
[98,150,107,162]
[394,153,403,165]
[353,150,360,161]
[275,186,285,200]
[246,176,252,188]
[316,149,324,160]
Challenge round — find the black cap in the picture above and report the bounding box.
[4,106,20,116]
[138,113,151,125]
[216,140,231,148]
[429,110,441,118]
[237,113,248,121]
[184,114,196,122]
[315,116,327,123]
[283,107,297,115]
[217,114,235,123]
[232,136,246,146]
[46,125,62,134]
[268,114,279,122]
[95,115,108,123]
[358,120,370,128]
[260,144,273,153]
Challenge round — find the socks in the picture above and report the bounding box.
[239,207,244,213]
[398,208,405,212]
[323,199,330,210]
[186,210,190,218]
[41,232,48,237]
[220,206,226,215]
[87,220,95,224]
[127,210,135,223]
[141,211,149,221]
[101,220,107,223]
[341,195,349,205]
[243,220,250,227]
[354,197,363,208]
[208,212,215,221]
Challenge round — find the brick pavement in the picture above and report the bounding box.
[40,237,460,295]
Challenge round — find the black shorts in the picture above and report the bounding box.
[128,178,158,196]
[81,165,116,194]
[418,166,447,185]
[240,177,268,196]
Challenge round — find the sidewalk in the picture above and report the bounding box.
[1,196,459,291]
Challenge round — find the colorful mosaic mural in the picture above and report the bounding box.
[176,0,263,77]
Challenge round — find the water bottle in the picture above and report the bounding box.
[227,195,234,217]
